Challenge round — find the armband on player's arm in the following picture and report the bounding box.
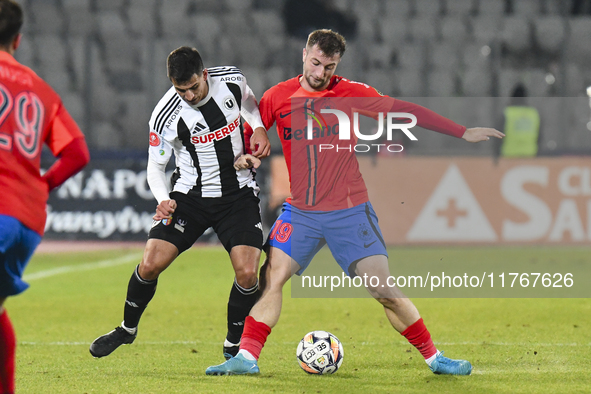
[146,159,170,203]
[43,137,90,192]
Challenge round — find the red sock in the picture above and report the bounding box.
[400,318,437,360]
[239,316,271,360]
[0,310,16,394]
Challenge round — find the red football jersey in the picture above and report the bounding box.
[249,75,466,211]
[0,52,85,235]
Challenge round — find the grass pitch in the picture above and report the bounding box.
[7,245,591,393]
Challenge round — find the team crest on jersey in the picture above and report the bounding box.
[223,96,236,111]
[357,223,373,241]
[313,97,335,111]
[149,132,160,146]
[161,218,172,226]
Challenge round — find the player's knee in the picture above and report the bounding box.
[138,260,164,280]
[235,267,258,289]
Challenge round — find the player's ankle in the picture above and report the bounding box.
[238,349,256,361]
[224,338,240,347]
[121,321,137,335]
[425,350,440,367]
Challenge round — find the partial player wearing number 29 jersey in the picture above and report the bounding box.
[1,3,89,393]
[0,51,88,236]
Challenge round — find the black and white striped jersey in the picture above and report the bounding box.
[147,66,265,199]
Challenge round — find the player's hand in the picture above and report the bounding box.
[234,154,261,170]
[250,127,270,158]
[153,199,177,221]
[462,127,505,143]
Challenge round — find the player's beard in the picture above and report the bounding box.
[305,73,329,91]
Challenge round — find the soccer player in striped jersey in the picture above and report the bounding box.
[206,29,504,376]
[0,1,90,391]
[90,47,270,361]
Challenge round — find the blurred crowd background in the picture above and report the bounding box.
[14,0,591,156]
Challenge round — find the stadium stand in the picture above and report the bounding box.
[501,16,532,54]
[414,0,443,16]
[511,0,543,15]
[477,0,506,16]
[440,16,470,45]
[470,15,504,44]
[29,0,65,34]
[383,0,412,18]
[429,42,461,71]
[427,69,458,97]
[533,16,567,54]
[12,0,591,155]
[408,16,440,42]
[378,16,408,48]
[128,0,158,35]
[63,0,96,36]
[445,0,476,15]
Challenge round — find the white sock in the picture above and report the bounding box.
[224,339,239,347]
[121,321,137,335]
[238,349,256,361]
[425,350,441,367]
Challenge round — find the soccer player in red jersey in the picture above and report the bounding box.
[0,1,90,392]
[207,29,504,376]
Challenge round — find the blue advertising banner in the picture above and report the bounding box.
[42,152,220,241]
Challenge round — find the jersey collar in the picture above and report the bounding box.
[0,51,18,65]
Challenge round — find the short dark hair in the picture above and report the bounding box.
[0,0,23,47]
[167,46,204,84]
[306,29,346,58]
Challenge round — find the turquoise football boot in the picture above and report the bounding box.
[206,354,260,376]
[429,351,472,375]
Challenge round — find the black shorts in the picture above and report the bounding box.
[148,187,263,254]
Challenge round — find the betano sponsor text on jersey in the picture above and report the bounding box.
[283,110,417,153]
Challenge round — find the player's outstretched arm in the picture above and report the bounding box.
[250,126,270,158]
[462,127,505,143]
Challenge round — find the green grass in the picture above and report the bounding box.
[7,246,591,393]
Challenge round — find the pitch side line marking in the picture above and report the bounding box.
[23,253,142,281]
[19,341,591,347]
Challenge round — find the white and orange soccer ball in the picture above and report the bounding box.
[296,331,344,375]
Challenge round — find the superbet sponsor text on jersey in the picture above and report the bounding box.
[148,66,263,198]
[191,117,240,145]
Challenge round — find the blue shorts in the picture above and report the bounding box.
[266,202,388,276]
[0,215,42,297]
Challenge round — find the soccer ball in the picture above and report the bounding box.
[296,331,344,374]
